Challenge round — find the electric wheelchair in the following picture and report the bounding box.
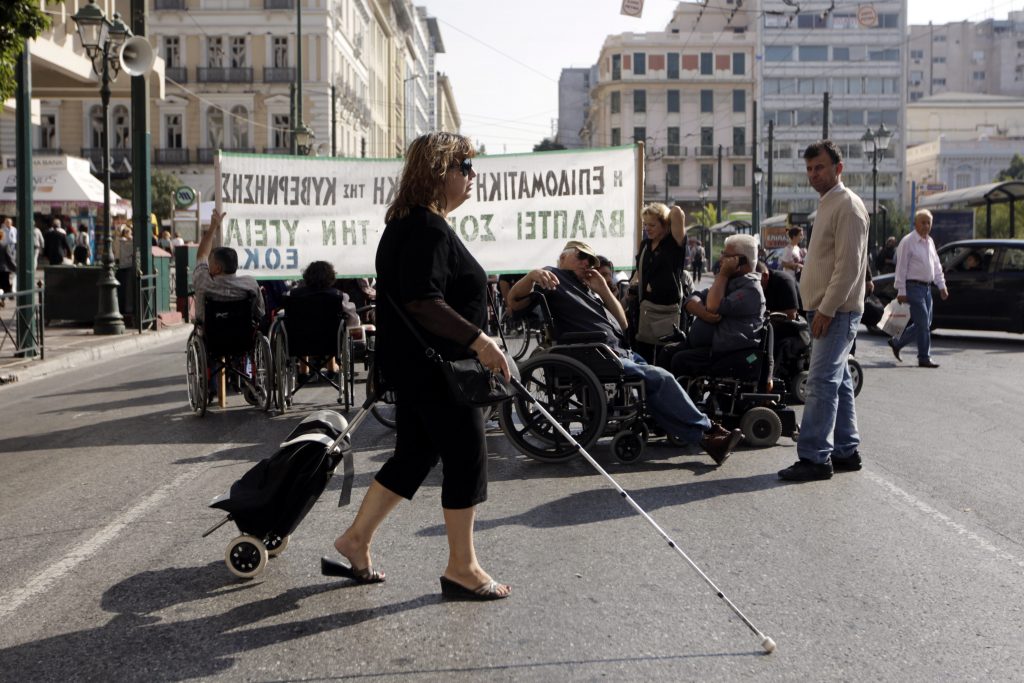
[268,290,352,413]
[185,295,272,417]
[768,313,864,404]
[671,317,798,447]
[498,293,679,465]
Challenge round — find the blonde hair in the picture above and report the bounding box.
[641,202,670,227]
[385,132,475,223]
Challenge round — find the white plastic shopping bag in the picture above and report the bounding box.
[879,300,911,338]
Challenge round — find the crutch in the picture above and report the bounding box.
[509,376,776,654]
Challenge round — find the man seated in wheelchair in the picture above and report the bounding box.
[506,239,743,465]
[664,234,765,380]
[193,210,265,327]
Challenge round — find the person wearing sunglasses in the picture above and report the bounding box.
[326,132,511,601]
[506,239,743,466]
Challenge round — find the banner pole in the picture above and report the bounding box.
[214,151,223,248]
[636,141,645,254]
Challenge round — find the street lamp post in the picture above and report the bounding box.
[861,123,893,252]
[753,166,764,236]
[73,0,130,335]
[698,182,710,260]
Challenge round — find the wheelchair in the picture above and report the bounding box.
[672,318,798,448]
[769,313,864,404]
[268,290,352,413]
[498,293,671,465]
[185,296,272,417]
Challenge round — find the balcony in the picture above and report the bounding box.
[729,145,749,156]
[264,0,294,7]
[155,0,187,9]
[196,67,253,84]
[664,144,687,158]
[695,145,716,157]
[263,67,296,83]
[33,147,64,156]
[155,148,190,165]
[197,147,255,164]
[165,66,187,83]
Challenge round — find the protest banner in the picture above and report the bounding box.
[214,146,639,278]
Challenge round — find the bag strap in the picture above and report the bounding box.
[383,289,502,364]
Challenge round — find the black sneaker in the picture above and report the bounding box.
[832,451,862,472]
[778,459,833,481]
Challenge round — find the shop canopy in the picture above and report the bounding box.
[0,154,130,217]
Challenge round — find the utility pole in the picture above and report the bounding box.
[766,119,774,218]
[15,42,36,355]
[822,91,830,139]
[716,144,723,222]
[751,100,758,235]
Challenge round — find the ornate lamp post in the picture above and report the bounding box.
[861,123,893,250]
[698,182,710,258]
[294,122,315,156]
[73,0,130,335]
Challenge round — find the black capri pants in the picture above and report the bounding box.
[375,397,487,509]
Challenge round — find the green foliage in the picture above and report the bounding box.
[150,170,181,223]
[880,201,910,240]
[995,153,1024,182]
[973,203,1024,239]
[533,138,566,152]
[0,0,54,103]
[694,202,718,227]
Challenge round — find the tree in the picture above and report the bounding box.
[694,202,718,227]
[533,138,566,152]
[109,169,180,225]
[0,1,52,103]
[995,153,1024,182]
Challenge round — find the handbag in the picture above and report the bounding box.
[879,299,911,338]
[634,243,682,345]
[384,292,517,407]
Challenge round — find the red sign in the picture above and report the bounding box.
[857,4,878,28]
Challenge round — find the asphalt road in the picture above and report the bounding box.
[0,328,1022,681]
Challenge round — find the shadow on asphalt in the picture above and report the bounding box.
[0,562,438,680]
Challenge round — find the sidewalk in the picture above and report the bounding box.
[0,317,193,387]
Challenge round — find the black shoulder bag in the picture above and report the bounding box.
[384,291,518,407]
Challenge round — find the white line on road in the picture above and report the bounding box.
[864,470,1024,569]
[0,466,204,622]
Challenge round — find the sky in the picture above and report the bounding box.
[421,0,1023,154]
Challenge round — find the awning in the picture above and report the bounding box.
[709,219,752,233]
[917,180,1024,209]
[0,154,130,216]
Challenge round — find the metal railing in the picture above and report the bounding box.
[264,0,295,7]
[155,0,187,9]
[165,66,187,83]
[155,148,190,165]
[137,272,159,333]
[196,67,253,83]
[263,67,296,82]
[0,285,45,362]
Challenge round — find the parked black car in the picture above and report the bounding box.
[871,239,1024,334]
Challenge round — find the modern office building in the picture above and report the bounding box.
[556,67,593,149]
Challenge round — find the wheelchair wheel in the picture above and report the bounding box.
[740,406,783,448]
[271,328,289,413]
[339,328,353,409]
[791,371,809,405]
[848,357,864,397]
[611,430,645,464]
[499,353,607,463]
[501,313,531,361]
[366,357,397,429]
[186,333,208,417]
[254,334,272,412]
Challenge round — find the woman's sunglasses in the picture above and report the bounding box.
[450,158,473,177]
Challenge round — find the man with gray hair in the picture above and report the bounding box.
[667,233,766,378]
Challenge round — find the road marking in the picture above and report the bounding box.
[864,470,1024,569]
[0,466,203,621]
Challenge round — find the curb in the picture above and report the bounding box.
[0,323,194,388]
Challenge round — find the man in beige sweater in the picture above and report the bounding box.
[779,140,869,482]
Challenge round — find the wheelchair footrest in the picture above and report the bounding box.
[739,392,782,402]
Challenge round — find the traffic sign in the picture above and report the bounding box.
[174,186,197,209]
[858,4,878,28]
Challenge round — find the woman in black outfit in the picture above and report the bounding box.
[325,132,511,600]
[632,202,689,362]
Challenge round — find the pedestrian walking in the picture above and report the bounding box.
[778,140,869,482]
[691,239,705,282]
[327,132,512,600]
[888,209,948,368]
[43,219,70,266]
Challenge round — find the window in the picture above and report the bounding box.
[909,70,924,85]
[878,13,900,28]
[797,13,827,28]
[700,52,713,74]
[799,45,828,61]
[633,127,646,143]
[910,49,924,60]
[933,56,946,64]
[611,127,621,146]
[765,46,793,62]
[207,37,224,67]
[933,78,946,86]
[273,36,289,68]
[972,50,985,63]
[164,36,180,67]
[732,164,746,187]
[633,89,646,113]
[733,90,745,113]
[610,91,621,114]
[272,113,291,149]
[667,53,679,79]
[667,89,680,113]
[38,113,57,150]
[732,52,745,75]
[848,77,863,95]
[230,37,246,68]
[732,126,745,154]
[165,114,183,148]
[833,47,849,61]
[910,91,924,102]
[89,105,103,147]
[700,126,713,155]
[634,52,646,75]
[997,248,1024,272]
[667,127,680,155]
[832,14,858,29]
[797,109,823,126]
[229,105,249,148]
[700,89,713,113]
[869,48,899,61]
[768,110,794,126]
[832,109,863,126]
[207,108,225,149]
[611,54,621,80]
[973,71,986,80]
[112,105,130,148]
[667,164,680,187]
[955,172,973,189]
[934,34,946,42]
[700,164,714,187]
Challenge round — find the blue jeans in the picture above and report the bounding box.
[797,311,861,465]
[893,282,932,362]
[621,353,712,444]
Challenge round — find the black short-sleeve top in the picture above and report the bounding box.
[375,206,487,397]
[635,236,687,305]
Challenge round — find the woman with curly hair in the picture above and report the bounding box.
[325,132,511,601]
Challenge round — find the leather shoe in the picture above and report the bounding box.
[831,450,862,472]
[700,423,743,466]
[887,338,902,362]
[918,359,940,368]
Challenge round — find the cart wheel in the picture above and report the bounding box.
[264,533,290,558]
[848,357,864,397]
[740,406,783,448]
[791,371,809,405]
[225,535,268,579]
[611,430,645,464]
